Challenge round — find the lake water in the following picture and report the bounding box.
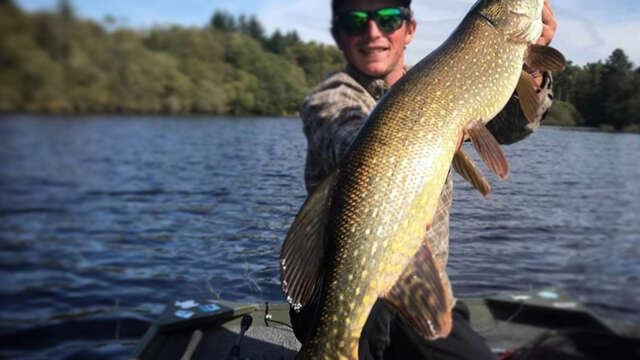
[0,115,639,359]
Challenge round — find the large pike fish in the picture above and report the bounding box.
[281,0,565,358]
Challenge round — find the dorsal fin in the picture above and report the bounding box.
[465,124,509,180]
[280,171,338,311]
[383,241,453,340]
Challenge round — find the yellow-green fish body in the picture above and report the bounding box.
[281,0,565,358]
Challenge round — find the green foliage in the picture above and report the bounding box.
[0,0,15,9]
[210,10,237,32]
[237,15,265,40]
[601,50,637,130]
[5,4,637,125]
[544,100,583,127]
[57,0,74,22]
[0,33,67,112]
[265,30,301,54]
[285,41,345,86]
[0,5,347,115]
[553,48,640,132]
[0,0,20,31]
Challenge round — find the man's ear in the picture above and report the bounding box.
[331,27,343,51]
[405,19,417,46]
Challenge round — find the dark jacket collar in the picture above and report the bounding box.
[345,64,391,101]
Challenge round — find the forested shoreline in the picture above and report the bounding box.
[1,0,639,132]
[0,0,345,116]
[546,50,640,133]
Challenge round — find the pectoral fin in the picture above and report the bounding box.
[383,241,453,339]
[526,45,566,72]
[280,171,338,311]
[465,124,509,180]
[453,148,491,197]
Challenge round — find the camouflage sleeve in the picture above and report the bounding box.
[486,72,554,145]
[300,73,376,194]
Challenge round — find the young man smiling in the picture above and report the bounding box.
[334,3,415,86]
[292,0,557,358]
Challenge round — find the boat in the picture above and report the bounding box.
[130,288,639,359]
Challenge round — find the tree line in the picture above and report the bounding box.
[0,0,638,132]
[0,0,345,115]
[548,49,640,132]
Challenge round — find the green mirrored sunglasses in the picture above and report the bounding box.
[334,7,411,36]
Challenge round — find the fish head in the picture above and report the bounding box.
[474,0,544,44]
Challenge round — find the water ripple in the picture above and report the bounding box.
[0,116,638,358]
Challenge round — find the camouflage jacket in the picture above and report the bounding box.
[300,64,553,302]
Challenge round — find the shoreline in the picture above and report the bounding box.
[3,112,638,134]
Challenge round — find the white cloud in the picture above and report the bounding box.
[552,16,605,65]
[551,3,640,65]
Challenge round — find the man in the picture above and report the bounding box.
[291,0,557,358]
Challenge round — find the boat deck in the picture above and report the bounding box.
[130,289,628,359]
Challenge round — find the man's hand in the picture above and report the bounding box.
[537,0,557,46]
[529,0,558,89]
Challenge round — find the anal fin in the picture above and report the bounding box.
[280,171,338,311]
[452,148,491,197]
[383,241,453,340]
[465,124,509,180]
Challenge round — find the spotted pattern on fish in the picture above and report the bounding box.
[296,0,548,358]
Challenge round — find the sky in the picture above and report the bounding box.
[14,0,640,67]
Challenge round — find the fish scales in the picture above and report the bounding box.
[282,0,565,358]
[307,18,523,359]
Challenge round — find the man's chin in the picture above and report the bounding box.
[358,62,390,78]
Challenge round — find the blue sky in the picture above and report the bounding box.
[14,0,640,67]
